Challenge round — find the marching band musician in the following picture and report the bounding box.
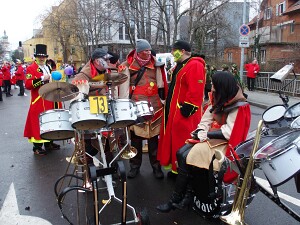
[118,39,168,179]
[24,44,61,155]
[71,48,122,163]
[157,71,251,213]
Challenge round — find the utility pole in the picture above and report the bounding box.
[255,0,261,59]
[239,0,247,79]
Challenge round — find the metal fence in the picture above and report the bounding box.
[241,71,300,97]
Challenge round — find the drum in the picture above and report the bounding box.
[291,116,300,129]
[107,99,137,128]
[254,130,300,186]
[235,135,278,160]
[134,101,154,123]
[69,99,107,130]
[40,109,74,140]
[262,104,288,129]
[284,102,300,123]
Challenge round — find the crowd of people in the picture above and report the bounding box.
[0,40,257,219]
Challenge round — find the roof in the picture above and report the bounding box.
[283,0,300,15]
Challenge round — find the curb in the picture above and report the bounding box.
[248,101,269,110]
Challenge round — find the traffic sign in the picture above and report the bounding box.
[239,24,250,36]
[239,36,249,48]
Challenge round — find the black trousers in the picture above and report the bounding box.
[3,80,11,94]
[129,131,160,169]
[0,87,2,100]
[16,80,24,95]
[247,77,255,91]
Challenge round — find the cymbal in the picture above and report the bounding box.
[39,82,79,102]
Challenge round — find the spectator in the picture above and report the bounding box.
[245,59,260,91]
[1,61,12,97]
[14,59,25,96]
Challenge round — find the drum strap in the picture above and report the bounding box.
[129,66,146,99]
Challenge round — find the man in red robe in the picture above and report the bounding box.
[157,40,206,176]
[24,44,61,155]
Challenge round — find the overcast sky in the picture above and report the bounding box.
[0,0,60,50]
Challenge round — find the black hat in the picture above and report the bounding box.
[91,48,112,60]
[107,51,120,64]
[172,40,191,52]
[34,44,48,57]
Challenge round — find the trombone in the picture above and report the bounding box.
[220,120,263,225]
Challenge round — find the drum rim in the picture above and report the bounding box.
[69,98,89,106]
[284,102,300,119]
[262,104,286,122]
[110,99,134,103]
[40,109,70,116]
[254,130,300,160]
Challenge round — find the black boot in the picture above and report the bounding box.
[172,187,194,210]
[156,192,182,213]
[152,164,164,179]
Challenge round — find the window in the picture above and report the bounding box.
[71,47,75,54]
[119,23,123,40]
[290,22,295,33]
[227,52,233,62]
[276,1,286,16]
[54,48,58,54]
[264,7,272,20]
[260,50,266,64]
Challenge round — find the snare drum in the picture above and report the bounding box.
[284,102,300,123]
[291,116,300,129]
[254,130,300,186]
[235,135,277,160]
[69,99,107,130]
[262,104,288,129]
[107,99,137,128]
[40,109,74,140]
[134,101,154,123]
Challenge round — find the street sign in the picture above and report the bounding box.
[239,36,249,48]
[239,24,250,36]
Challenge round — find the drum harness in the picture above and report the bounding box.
[129,66,146,99]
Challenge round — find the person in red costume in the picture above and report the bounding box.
[1,61,13,97]
[118,39,168,179]
[156,71,251,213]
[0,70,3,101]
[15,59,25,96]
[157,40,205,178]
[245,59,260,91]
[24,44,61,155]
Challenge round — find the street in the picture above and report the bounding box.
[0,89,299,225]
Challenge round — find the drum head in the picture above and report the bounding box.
[284,102,300,120]
[262,105,286,123]
[254,130,300,160]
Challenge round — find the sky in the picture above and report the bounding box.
[0,0,60,50]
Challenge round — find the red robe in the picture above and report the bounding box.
[157,57,206,171]
[24,61,60,140]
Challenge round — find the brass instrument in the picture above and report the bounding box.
[220,120,263,225]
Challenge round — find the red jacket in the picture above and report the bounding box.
[1,65,11,80]
[0,71,3,86]
[24,61,61,140]
[15,65,25,81]
[245,63,260,78]
[157,57,206,171]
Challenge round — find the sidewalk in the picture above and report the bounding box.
[245,90,300,109]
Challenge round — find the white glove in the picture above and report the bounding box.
[71,80,89,102]
[160,99,165,105]
[197,130,208,142]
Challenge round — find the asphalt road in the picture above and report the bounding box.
[0,88,299,225]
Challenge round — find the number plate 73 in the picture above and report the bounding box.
[89,96,108,114]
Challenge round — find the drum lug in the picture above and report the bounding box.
[266,158,276,170]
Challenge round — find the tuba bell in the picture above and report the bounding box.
[120,145,137,159]
[220,120,263,225]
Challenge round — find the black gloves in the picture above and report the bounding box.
[207,130,226,140]
[180,103,198,117]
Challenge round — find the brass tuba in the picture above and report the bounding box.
[220,120,263,225]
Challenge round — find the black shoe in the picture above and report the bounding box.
[167,171,178,181]
[6,93,13,97]
[0,99,2,101]
[33,148,47,156]
[153,167,164,179]
[51,142,61,150]
[127,167,140,178]
[156,192,182,213]
[172,191,193,210]
[18,94,24,96]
